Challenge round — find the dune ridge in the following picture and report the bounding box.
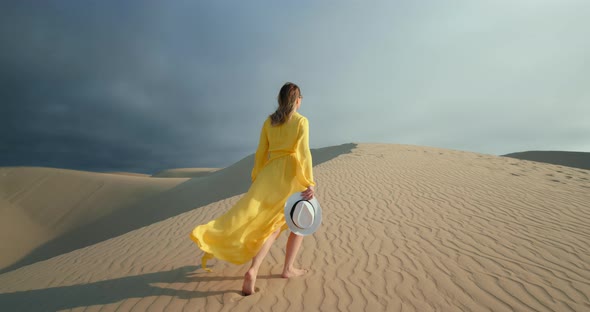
[503,150,590,171]
[1,143,589,311]
[151,168,221,178]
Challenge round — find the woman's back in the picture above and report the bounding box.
[266,112,305,152]
[252,111,314,187]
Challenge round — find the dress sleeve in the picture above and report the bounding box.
[251,119,269,183]
[296,117,316,187]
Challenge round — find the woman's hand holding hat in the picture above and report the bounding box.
[284,190,322,236]
[302,186,314,200]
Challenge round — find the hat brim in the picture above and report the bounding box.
[284,192,322,236]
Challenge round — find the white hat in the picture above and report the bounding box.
[284,192,322,236]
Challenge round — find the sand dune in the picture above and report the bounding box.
[0,167,188,272]
[1,143,589,311]
[151,168,221,178]
[103,172,152,177]
[503,150,590,171]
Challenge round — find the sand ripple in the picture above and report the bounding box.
[1,143,589,311]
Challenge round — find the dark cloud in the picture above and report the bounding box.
[0,1,282,173]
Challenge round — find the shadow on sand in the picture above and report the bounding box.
[0,265,281,311]
[1,143,357,274]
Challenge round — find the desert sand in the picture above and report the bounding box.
[0,166,189,272]
[0,143,589,311]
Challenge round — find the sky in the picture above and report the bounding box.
[1,0,589,174]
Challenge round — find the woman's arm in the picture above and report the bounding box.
[296,117,315,188]
[251,119,269,182]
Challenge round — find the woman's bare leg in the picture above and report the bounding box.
[281,232,308,278]
[242,228,281,295]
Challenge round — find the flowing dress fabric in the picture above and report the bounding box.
[190,112,315,270]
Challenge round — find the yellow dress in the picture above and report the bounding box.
[189,112,315,271]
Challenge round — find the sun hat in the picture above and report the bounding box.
[284,191,322,236]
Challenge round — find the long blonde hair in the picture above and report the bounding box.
[269,82,300,126]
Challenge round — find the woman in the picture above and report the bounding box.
[189,82,316,296]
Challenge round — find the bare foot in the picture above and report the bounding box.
[281,267,308,278]
[242,269,256,296]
